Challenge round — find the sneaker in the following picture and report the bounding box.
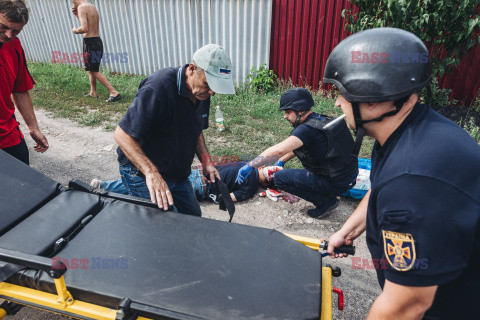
[307,198,340,218]
[90,178,102,189]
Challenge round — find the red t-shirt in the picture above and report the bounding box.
[0,38,35,149]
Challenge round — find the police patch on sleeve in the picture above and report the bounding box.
[382,230,416,271]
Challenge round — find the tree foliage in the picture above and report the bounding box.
[342,0,480,78]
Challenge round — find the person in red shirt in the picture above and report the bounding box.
[0,0,48,165]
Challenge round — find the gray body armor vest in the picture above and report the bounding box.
[293,116,357,181]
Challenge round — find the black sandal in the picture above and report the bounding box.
[106,94,122,102]
[84,93,99,98]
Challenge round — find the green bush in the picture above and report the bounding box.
[420,78,458,107]
[473,93,480,112]
[247,63,277,93]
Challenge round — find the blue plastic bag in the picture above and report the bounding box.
[343,158,371,199]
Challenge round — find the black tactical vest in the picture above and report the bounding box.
[293,116,357,181]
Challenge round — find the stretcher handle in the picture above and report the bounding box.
[333,244,355,255]
[0,248,66,279]
[321,241,356,255]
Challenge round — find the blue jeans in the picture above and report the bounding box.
[101,179,129,195]
[274,169,355,208]
[188,169,207,201]
[102,164,202,217]
[188,169,216,202]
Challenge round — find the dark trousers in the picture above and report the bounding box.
[274,169,354,208]
[3,140,29,165]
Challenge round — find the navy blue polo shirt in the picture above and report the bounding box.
[290,112,328,163]
[366,103,480,319]
[216,162,259,202]
[117,65,210,181]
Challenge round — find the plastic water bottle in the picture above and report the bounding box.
[215,106,225,131]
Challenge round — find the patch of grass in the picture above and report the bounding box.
[29,62,374,164]
[79,110,108,126]
[29,62,144,128]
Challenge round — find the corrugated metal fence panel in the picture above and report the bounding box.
[269,0,352,90]
[439,43,480,105]
[270,0,479,104]
[19,0,273,83]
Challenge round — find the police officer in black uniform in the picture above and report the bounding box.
[326,28,480,319]
[236,87,358,218]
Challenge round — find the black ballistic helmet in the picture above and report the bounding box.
[323,27,432,103]
[278,87,314,112]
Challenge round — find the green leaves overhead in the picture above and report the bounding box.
[344,0,480,78]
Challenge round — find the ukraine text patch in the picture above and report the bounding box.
[219,68,231,74]
[382,230,416,271]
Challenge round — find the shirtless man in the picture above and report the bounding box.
[71,0,121,102]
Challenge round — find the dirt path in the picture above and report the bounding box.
[4,109,381,319]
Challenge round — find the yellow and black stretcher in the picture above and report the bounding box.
[0,150,352,320]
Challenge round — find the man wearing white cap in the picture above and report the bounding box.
[107,44,235,216]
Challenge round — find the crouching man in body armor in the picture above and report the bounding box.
[236,87,358,218]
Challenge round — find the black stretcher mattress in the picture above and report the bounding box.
[0,151,321,320]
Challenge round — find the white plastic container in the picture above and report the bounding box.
[215,105,225,131]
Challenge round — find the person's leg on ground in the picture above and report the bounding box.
[87,71,98,97]
[91,178,129,194]
[274,169,339,217]
[92,71,120,99]
[169,178,202,217]
[188,169,207,201]
[3,139,29,165]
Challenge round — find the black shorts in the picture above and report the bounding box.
[83,37,103,72]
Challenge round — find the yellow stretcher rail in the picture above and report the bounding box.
[284,233,323,251]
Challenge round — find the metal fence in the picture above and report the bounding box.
[269,0,353,90]
[19,0,273,83]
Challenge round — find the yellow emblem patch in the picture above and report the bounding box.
[382,230,416,271]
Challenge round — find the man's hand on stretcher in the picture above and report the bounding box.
[114,126,174,211]
[145,171,174,211]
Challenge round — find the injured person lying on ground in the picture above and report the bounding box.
[92,162,284,203]
[188,161,283,203]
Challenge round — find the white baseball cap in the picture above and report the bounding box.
[193,44,235,95]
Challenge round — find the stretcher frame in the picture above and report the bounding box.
[0,235,335,320]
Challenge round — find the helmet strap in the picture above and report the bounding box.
[293,111,307,128]
[351,102,364,157]
[352,126,365,157]
[350,96,409,156]
[353,97,409,128]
